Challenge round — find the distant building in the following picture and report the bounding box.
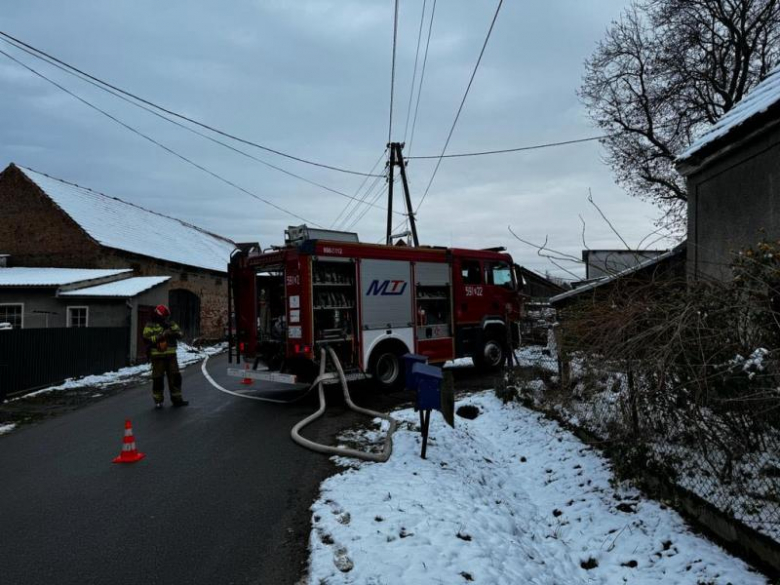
[516,266,567,345]
[551,244,687,309]
[677,66,780,281]
[0,164,236,338]
[582,249,667,280]
[516,266,567,302]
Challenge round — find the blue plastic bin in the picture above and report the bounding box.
[403,353,428,391]
[412,362,443,411]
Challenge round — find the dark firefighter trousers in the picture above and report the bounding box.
[151,356,184,404]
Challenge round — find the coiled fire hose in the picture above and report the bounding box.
[202,347,397,462]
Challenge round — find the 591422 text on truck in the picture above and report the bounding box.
[228,226,524,390]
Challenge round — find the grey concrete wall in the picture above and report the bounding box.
[687,125,780,281]
[77,300,129,328]
[136,284,168,308]
[0,289,128,328]
[0,289,68,328]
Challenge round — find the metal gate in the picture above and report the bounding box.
[0,327,130,398]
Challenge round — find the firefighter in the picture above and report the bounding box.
[143,305,188,409]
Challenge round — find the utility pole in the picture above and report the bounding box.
[385,142,419,247]
[386,145,395,246]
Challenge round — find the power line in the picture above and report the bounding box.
[415,0,504,214]
[347,178,396,231]
[330,149,388,228]
[345,183,387,231]
[0,29,382,178]
[0,37,402,216]
[339,170,388,230]
[388,0,400,144]
[407,135,606,159]
[402,0,427,143]
[407,0,437,155]
[0,47,322,227]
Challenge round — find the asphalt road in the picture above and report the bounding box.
[0,353,367,585]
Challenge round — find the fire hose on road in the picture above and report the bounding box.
[201,347,397,462]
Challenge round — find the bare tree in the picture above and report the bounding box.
[581,0,780,231]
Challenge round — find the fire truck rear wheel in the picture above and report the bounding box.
[474,337,505,372]
[369,347,405,391]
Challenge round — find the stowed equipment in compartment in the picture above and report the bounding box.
[416,284,451,340]
[415,262,452,341]
[312,258,358,368]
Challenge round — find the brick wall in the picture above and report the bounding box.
[0,165,102,267]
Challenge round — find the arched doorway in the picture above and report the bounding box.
[169,289,201,339]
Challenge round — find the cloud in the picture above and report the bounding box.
[0,0,672,283]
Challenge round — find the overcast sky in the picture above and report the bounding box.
[1,0,680,279]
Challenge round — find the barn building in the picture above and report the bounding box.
[0,163,235,339]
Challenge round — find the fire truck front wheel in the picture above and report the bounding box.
[369,343,406,391]
[473,337,506,372]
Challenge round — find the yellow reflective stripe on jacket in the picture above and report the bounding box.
[143,321,183,357]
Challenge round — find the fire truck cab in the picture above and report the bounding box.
[228,226,523,390]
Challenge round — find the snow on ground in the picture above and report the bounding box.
[0,423,17,435]
[522,352,780,543]
[12,343,226,401]
[308,392,767,584]
[445,348,558,371]
[443,356,474,369]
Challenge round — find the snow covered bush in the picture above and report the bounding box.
[523,242,780,541]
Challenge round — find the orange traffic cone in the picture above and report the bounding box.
[241,362,253,386]
[112,419,145,464]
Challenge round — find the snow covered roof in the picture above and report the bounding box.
[679,66,780,161]
[17,166,235,273]
[0,267,131,287]
[550,244,685,305]
[59,276,170,298]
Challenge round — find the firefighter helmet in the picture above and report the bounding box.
[154,305,171,319]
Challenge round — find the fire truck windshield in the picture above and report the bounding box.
[487,262,514,289]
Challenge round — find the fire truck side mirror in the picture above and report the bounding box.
[512,264,523,292]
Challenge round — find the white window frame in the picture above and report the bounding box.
[67,306,89,328]
[0,303,24,329]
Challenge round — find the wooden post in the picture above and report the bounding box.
[385,146,395,245]
[554,323,570,389]
[627,361,639,434]
[394,143,419,247]
[420,409,432,459]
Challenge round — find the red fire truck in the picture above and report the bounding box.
[228,226,523,390]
